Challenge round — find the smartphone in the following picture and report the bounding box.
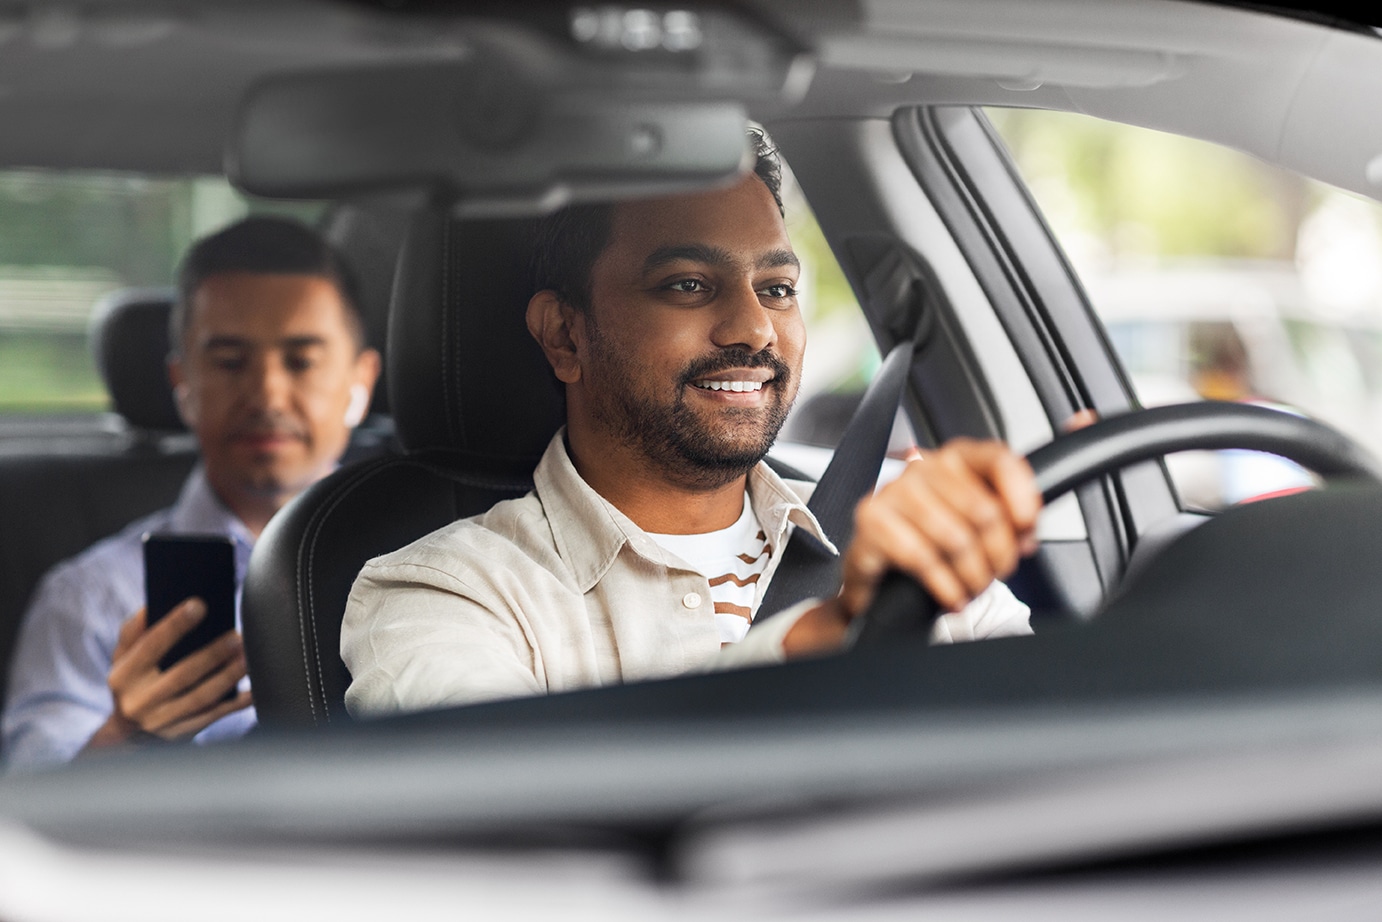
[142,533,238,676]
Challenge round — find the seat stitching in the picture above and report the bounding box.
[298,456,404,725]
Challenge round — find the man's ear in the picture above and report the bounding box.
[525,290,584,385]
[167,359,196,427]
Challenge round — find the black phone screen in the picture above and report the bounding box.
[142,533,238,674]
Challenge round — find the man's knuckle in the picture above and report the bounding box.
[904,544,948,584]
[966,496,1003,527]
[932,521,975,556]
[933,447,965,472]
[950,547,988,582]
[854,496,888,528]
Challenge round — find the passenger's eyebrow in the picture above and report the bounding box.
[202,336,250,352]
[279,335,328,350]
[201,335,327,352]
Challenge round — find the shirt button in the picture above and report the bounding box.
[682,592,702,609]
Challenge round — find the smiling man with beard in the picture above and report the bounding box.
[4,216,380,767]
[341,134,1038,716]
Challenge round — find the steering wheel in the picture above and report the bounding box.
[848,401,1382,646]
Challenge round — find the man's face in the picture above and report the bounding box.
[169,272,379,522]
[575,173,805,488]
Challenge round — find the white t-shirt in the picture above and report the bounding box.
[647,493,772,645]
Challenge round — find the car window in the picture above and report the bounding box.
[772,162,884,480]
[0,170,322,418]
[988,108,1382,510]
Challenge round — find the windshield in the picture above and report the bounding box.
[4,2,1382,915]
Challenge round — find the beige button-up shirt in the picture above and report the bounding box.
[342,431,1031,718]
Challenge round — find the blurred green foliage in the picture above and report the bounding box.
[0,333,105,413]
[0,171,322,414]
[783,182,879,394]
[987,108,1313,263]
[784,198,861,323]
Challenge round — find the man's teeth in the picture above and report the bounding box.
[695,380,764,392]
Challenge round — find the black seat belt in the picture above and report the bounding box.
[755,339,915,621]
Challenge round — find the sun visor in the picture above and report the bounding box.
[228,52,762,209]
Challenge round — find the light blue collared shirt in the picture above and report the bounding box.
[2,468,258,770]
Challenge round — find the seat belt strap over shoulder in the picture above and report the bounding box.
[755,339,915,621]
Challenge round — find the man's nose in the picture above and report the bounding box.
[246,356,292,409]
[712,285,776,353]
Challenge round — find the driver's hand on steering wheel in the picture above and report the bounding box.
[784,438,1041,656]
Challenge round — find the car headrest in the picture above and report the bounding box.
[89,287,185,433]
[320,195,420,418]
[387,209,564,466]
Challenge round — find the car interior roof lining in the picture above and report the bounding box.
[1,1,1377,200]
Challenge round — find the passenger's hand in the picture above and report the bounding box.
[783,438,1041,656]
[83,600,252,752]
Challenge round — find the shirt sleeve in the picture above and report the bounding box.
[2,564,127,771]
[929,580,1033,643]
[709,579,1033,671]
[341,560,546,718]
[707,599,812,669]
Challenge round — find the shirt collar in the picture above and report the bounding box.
[533,429,836,594]
[167,466,257,553]
[746,459,837,558]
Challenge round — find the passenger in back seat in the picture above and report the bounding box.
[3,216,380,769]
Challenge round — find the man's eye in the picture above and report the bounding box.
[286,355,315,373]
[761,283,799,299]
[212,357,246,372]
[666,279,708,294]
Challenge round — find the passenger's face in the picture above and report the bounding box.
[169,273,379,525]
[578,174,805,487]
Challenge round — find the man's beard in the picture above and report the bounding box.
[585,326,795,490]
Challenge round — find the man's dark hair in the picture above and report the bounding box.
[532,128,784,313]
[170,214,366,355]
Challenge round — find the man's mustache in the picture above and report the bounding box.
[229,412,307,441]
[678,349,791,388]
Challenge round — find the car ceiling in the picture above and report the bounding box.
[0,0,1380,201]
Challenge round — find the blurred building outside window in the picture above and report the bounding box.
[989,108,1382,510]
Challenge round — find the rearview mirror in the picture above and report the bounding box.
[227,54,755,210]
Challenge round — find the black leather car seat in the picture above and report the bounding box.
[0,288,198,710]
[241,209,563,729]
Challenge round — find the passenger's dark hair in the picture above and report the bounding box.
[170,214,366,355]
[532,128,785,313]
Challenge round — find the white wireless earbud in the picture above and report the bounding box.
[344,383,370,428]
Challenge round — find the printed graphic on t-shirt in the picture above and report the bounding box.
[706,529,771,614]
[646,495,772,644]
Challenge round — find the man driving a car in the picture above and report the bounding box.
[3,216,382,768]
[341,133,1039,715]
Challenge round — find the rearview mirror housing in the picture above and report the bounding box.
[225,0,814,211]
